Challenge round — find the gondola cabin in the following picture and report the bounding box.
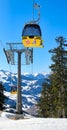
[10,86,17,94]
[22,23,43,48]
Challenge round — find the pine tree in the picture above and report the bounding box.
[38,77,51,117]
[0,83,5,110]
[38,36,67,117]
[49,36,67,117]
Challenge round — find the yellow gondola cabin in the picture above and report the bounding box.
[10,86,17,94]
[22,23,44,48]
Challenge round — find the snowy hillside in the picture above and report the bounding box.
[0,111,67,130]
[0,70,48,110]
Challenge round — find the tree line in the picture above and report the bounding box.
[38,36,67,118]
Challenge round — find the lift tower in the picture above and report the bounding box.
[4,43,33,114]
[4,1,43,114]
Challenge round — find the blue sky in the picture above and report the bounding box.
[0,0,67,74]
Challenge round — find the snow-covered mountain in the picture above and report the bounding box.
[0,70,48,110]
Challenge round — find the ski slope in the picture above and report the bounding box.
[0,112,67,130]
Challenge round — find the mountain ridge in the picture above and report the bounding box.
[0,69,48,110]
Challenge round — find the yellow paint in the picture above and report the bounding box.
[22,36,44,48]
[11,91,17,94]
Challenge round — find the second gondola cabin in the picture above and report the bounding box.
[22,23,44,48]
[10,86,17,94]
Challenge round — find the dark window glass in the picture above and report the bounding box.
[22,24,41,36]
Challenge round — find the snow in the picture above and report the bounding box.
[0,69,48,110]
[0,69,67,130]
[0,112,67,130]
